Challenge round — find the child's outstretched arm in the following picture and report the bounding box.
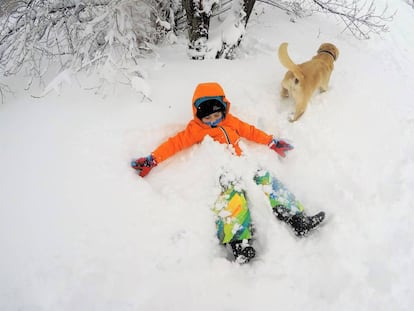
[229,114,294,158]
[131,121,202,177]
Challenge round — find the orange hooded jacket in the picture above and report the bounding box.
[151,82,273,163]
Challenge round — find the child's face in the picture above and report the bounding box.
[201,111,223,124]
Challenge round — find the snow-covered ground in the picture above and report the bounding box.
[1,1,414,310]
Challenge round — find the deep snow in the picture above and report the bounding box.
[1,1,414,310]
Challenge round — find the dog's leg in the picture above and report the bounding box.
[280,77,290,97]
[320,73,332,92]
[289,96,308,122]
[319,85,328,93]
[289,109,305,122]
[281,86,289,97]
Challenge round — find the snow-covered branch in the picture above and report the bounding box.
[0,0,180,92]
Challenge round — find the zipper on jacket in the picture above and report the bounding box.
[218,126,231,145]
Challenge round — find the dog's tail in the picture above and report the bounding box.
[278,42,304,81]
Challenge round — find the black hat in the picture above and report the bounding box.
[196,99,226,119]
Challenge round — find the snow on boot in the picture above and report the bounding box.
[229,239,256,264]
[272,205,292,222]
[288,212,325,237]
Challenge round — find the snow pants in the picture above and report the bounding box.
[212,170,305,244]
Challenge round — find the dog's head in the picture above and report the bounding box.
[317,43,339,61]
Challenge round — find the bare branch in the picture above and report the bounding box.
[310,0,394,39]
[0,82,12,104]
[258,0,394,39]
[257,0,310,17]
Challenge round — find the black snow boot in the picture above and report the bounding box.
[273,205,325,237]
[229,240,256,264]
[288,212,325,236]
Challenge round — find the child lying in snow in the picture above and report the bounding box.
[131,82,325,264]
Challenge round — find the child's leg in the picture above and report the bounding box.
[212,180,256,263]
[254,170,325,236]
[212,185,252,244]
[253,170,304,216]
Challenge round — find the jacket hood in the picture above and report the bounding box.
[191,82,231,121]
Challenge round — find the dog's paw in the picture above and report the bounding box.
[289,110,305,122]
[281,90,289,98]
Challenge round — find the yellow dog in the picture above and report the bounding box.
[278,42,339,122]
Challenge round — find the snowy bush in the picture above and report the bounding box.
[0,0,181,94]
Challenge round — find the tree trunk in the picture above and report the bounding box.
[182,0,210,47]
[215,0,257,59]
[182,0,257,59]
[242,0,256,26]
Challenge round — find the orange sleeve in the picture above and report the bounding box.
[151,121,204,163]
[228,114,273,145]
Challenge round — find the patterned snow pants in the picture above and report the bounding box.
[212,170,305,244]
